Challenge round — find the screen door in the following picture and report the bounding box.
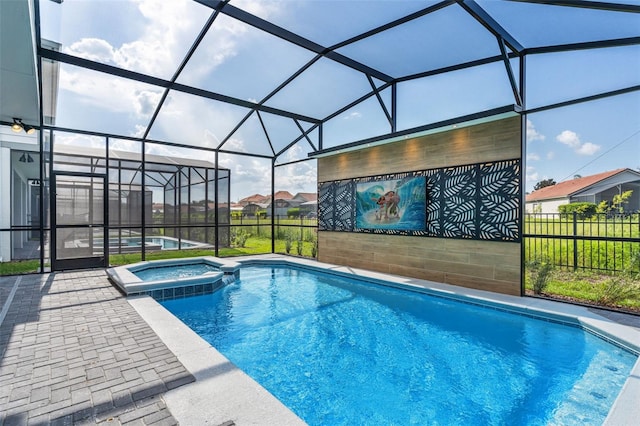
[52,173,107,271]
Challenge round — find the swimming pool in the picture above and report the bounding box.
[108,236,208,251]
[160,263,639,425]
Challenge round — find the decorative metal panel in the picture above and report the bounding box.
[318,159,520,241]
[334,180,356,231]
[318,181,335,231]
[441,164,477,239]
[425,169,441,237]
[318,180,356,231]
[478,160,520,241]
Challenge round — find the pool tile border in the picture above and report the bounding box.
[106,256,240,300]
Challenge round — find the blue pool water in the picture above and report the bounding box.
[125,237,197,249]
[133,263,218,281]
[161,266,637,425]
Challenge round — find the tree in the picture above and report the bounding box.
[612,190,634,214]
[534,178,556,191]
[596,190,634,215]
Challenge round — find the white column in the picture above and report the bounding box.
[0,146,11,261]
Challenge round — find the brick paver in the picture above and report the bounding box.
[0,270,195,425]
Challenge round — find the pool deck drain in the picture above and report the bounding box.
[1,254,640,425]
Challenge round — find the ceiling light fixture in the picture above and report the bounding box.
[23,123,36,135]
[11,118,23,132]
[11,118,36,135]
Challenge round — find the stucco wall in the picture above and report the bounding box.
[525,198,567,214]
[317,116,523,295]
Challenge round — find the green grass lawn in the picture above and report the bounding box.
[108,236,316,266]
[525,269,640,313]
[0,259,41,275]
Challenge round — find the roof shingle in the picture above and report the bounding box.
[526,169,627,202]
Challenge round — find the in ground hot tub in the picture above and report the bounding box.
[107,256,240,300]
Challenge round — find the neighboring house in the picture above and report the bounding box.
[292,192,317,203]
[265,190,294,203]
[242,202,268,217]
[152,203,164,214]
[292,192,318,216]
[238,193,269,206]
[299,200,318,217]
[229,203,244,217]
[237,191,318,217]
[526,168,640,213]
[265,198,303,217]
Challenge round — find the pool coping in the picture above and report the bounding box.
[106,256,241,297]
[128,254,640,425]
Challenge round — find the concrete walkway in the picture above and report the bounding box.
[0,270,194,425]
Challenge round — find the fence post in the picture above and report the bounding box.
[573,211,578,271]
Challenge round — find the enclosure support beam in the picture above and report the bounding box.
[271,158,276,253]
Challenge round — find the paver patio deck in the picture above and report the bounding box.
[0,270,195,425]
[1,264,639,426]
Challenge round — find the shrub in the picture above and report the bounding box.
[233,229,250,247]
[287,207,301,218]
[527,258,553,295]
[627,250,640,278]
[596,200,609,215]
[594,277,640,306]
[557,202,597,220]
[296,239,303,256]
[311,238,318,258]
[285,235,292,254]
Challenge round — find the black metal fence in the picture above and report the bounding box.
[524,212,640,274]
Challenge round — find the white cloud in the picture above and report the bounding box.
[275,161,317,196]
[65,38,116,63]
[219,155,273,200]
[557,130,581,148]
[53,133,106,150]
[59,0,282,136]
[59,67,164,120]
[526,119,545,143]
[527,153,540,161]
[556,130,601,156]
[63,0,204,76]
[576,142,601,156]
[133,90,163,117]
[224,138,248,153]
[343,112,362,120]
[152,92,247,149]
[546,151,555,160]
[526,166,538,183]
[280,143,307,163]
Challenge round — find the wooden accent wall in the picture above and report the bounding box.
[317,116,523,295]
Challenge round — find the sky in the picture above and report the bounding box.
[38,0,640,201]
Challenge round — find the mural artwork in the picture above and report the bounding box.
[355,175,426,232]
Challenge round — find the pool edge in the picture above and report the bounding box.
[129,254,640,424]
[236,254,640,424]
[107,256,241,298]
[127,294,306,426]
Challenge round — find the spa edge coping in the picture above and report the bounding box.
[106,256,241,296]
